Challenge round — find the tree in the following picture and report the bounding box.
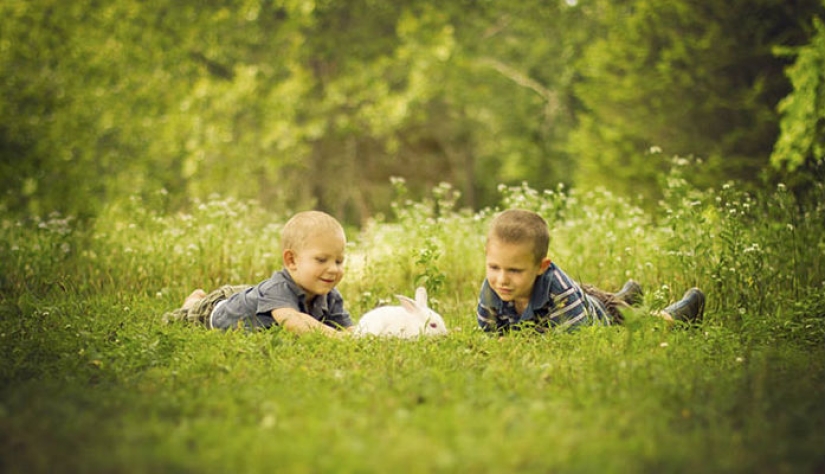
[569,0,824,204]
[8,0,818,224]
[771,14,825,190]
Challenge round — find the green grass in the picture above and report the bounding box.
[2,175,825,473]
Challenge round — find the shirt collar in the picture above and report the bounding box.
[277,269,330,316]
[529,264,554,309]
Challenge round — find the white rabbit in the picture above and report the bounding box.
[354,287,448,339]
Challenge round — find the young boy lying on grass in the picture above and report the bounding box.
[164,210,353,337]
[477,209,705,333]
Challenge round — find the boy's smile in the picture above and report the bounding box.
[485,239,550,311]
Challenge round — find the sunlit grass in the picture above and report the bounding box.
[1,170,824,473]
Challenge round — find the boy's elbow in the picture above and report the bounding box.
[477,317,496,333]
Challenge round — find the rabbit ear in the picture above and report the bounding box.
[414,287,428,307]
[395,295,420,314]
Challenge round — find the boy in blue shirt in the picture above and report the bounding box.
[477,209,705,333]
[165,210,353,336]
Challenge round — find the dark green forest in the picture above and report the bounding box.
[2,0,824,224]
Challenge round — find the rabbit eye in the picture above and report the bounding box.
[429,322,438,328]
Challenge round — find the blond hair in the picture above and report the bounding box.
[282,211,345,252]
[487,209,549,263]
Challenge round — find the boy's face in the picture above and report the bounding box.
[485,238,549,305]
[285,231,346,299]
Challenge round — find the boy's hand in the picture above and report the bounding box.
[271,308,349,338]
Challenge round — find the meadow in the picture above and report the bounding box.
[2,170,824,473]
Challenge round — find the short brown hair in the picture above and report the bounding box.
[487,209,549,263]
[282,211,345,252]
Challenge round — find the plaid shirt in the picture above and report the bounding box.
[476,262,611,333]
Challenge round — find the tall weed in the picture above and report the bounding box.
[84,193,285,296]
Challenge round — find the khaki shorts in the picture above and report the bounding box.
[162,285,252,326]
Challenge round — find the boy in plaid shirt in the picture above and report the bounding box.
[477,209,705,333]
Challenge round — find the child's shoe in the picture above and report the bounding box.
[662,288,705,323]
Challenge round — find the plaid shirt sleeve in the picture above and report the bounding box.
[476,280,502,332]
[543,267,597,330]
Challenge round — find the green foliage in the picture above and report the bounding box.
[0,0,472,222]
[2,179,825,472]
[9,0,821,225]
[570,0,824,203]
[772,15,825,174]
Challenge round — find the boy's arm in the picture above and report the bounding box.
[477,306,499,332]
[271,308,346,337]
[477,281,504,332]
[546,288,590,330]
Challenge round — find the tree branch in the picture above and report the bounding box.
[477,57,558,116]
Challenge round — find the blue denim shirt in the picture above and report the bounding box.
[211,269,353,331]
[476,262,611,333]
